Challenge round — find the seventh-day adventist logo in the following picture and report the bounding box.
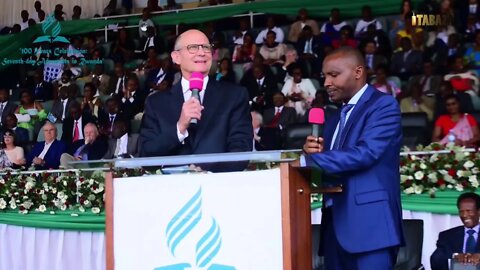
[154,188,236,270]
[33,13,69,44]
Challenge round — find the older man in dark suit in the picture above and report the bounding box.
[431,192,480,270]
[27,121,66,169]
[61,103,97,153]
[139,29,252,172]
[390,37,423,81]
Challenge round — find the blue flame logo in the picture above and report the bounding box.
[155,188,236,270]
[33,13,69,44]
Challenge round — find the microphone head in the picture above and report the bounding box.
[308,108,325,125]
[189,72,204,91]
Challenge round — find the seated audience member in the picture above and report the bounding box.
[390,37,423,81]
[431,33,464,75]
[251,110,281,151]
[332,25,358,49]
[2,114,29,148]
[27,122,66,170]
[15,90,46,134]
[444,55,480,110]
[145,57,175,94]
[51,86,79,123]
[320,8,348,46]
[372,65,401,97]
[81,83,103,118]
[0,88,18,125]
[232,33,257,65]
[216,58,236,83]
[138,47,162,73]
[98,98,126,137]
[108,62,131,96]
[259,31,286,70]
[281,65,317,117]
[240,63,278,112]
[288,8,320,43]
[140,26,164,57]
[355,5,383,38]
[360,23,392,58]
[400,83,436,121]
[301,90,338,122]
[362,39,388,78]
[82,64,111,96]
[263,91,297,129]
[103,118,138,159]
[138,8,155,39]
[465,31,480,76]
[408,60,442,97]
[53,70,78,99]
[435,81,474,119]
[432,94,480,146]
[110,29,135,64]
[431,192,480,270]
[231,18,251,46]
[295,25,322,78]
[278,49,299,82]
[60,123,108,168]
[31,70,53,101]
[255,16,285,45]
[395,12,424,51]
[0,129,26,168]
[210,35,231,76]
[61,103,97,153]
[389,0,413,43]
[117,76,146,120]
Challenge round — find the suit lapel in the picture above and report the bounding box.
[338,86,376,148]
[455,226,466,252]
[192,79,220,150]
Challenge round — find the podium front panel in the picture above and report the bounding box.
[113,169,283,270]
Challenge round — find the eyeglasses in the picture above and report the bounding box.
[176,44,214,54]
[3,135,13,138]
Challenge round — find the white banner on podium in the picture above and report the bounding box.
[113,169,284,270]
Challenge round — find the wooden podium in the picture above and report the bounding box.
[105,162,318,270]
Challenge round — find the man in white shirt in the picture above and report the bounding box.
[19,10,30,31]
[27,122,66,169]
[103,118,138,158]
[354,5,383,37]
[431,192,480,269]
[255,16,285,45]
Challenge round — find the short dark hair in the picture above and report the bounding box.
[457,192,480,209]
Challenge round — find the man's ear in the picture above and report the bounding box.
[355,65,364,80]
[171,51,179,65]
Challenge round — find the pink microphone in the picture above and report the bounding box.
[189,72,204,124]
[308,108,325,137]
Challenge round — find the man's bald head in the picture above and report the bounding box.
[325,46,366,69]
[173,29,206,51]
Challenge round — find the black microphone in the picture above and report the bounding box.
[308,108,325,137]
[189,72,204,124]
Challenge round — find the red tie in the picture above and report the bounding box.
[268,108,282,128]
[73,121,79,142]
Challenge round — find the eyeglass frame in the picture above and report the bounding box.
[175,44,214,54]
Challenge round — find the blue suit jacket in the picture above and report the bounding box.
[431,226,480,270]
[306,85,404,253]
[139,78,253,172]
[27,140,66,169]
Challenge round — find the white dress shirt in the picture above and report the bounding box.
[38,141,54,159]
[61,98,68,120]
[176,76,209,143]
[72,117,84,140]
[115,133,129,157]
[255,26,285,44]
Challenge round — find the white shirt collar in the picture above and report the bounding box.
[181,75,209,102]
[465,224,480,234]
[347,83,369,105]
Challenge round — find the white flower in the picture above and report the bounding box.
[444,175,454,183]
[464,160,475,169]
[447,184,453,189]
[70,213,79,217]
[88,179,94,185]
[19,210,28,214]
[455,183,464,192]
[408,175,414,180]
[88,194,96,201]
[400,175,409,183]
[411,155,417,161]
[414,171,424,180]
[93,183,104,194]
[473,167,480,174]
[79,206,85,213]
[25,181,34,191]
[469,175,478,182]
[0,198,6,209]
[60,205,67,211]
[9,201,16,209]
[50,211,55,215]
[444,164,452,169]
[63,180,67,186]
[38,205,46,213]
[430,154,439,163]
[428,173,438,182]
[42,183,48,188]
[41,194,47,200]
[83,200,91,207]
[51,188,57,194]
[0,178,4,184]
[439,170,448,175]
[419,163,427,170]
[22,201,33,210]
[414,184,423,194]
[91,207,100,214]
[404,187,415,194]
[457,170,465,178]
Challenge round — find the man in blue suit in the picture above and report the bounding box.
[139,29,252,172]
[302,46,404,269]
[431,192,480,270]
[27,121,66,169]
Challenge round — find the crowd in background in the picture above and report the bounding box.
[0,0,479,170]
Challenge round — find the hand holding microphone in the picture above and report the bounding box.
[177,72,204,134]
[303,108,325,154]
